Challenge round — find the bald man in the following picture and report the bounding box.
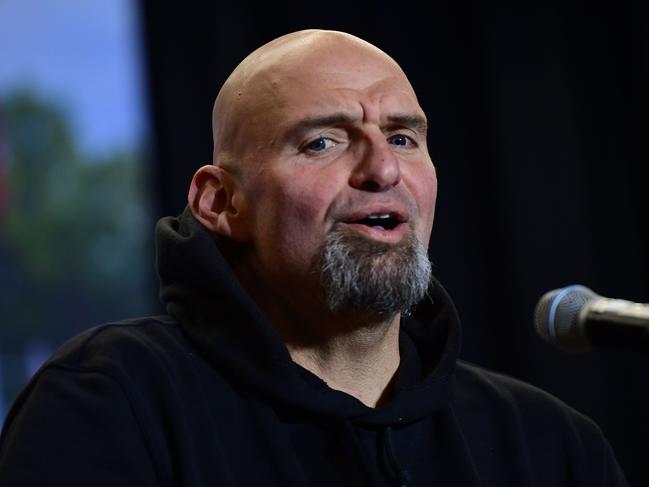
[0,30,627,486]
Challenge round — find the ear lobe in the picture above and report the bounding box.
[188,165,250,241]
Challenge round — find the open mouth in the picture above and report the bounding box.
[350,213,402,230]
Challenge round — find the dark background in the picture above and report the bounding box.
[140,1,649,484]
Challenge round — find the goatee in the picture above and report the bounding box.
[318,226,432,315]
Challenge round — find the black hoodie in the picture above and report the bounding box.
[0,209,628,486]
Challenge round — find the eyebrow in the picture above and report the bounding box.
[386,114,428,137]
[283,111,428,141]
[284,112,359,141]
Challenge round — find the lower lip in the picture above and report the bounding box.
[342,222,408,242]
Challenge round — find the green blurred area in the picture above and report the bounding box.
[0,90,156,406]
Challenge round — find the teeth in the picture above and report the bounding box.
[367,214,391,220]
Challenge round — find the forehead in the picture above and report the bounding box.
[246,37,424,125]
[284,74,418,118]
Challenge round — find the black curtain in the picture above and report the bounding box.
[140,1,649,484]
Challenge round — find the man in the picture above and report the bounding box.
[0,30,627,486]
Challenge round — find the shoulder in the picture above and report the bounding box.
[452,360,596,429]
[2,316,198,446]
[9,315,198,420]
[450,361,629,484]
[454,361,576,409]
[453,362,610,460]
[45,315,190,374]
[0,318,174,485]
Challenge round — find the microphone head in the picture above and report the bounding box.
[534,285,600,352]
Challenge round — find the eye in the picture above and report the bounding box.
[387,134,414,147]
[304,137,336,152]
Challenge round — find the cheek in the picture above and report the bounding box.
[291,186,336,225]
[254,168,336,245]
[424,172,438,219]
[280,164,339,216]
[410,163,438,237]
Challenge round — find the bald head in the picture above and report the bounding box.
[211,30,417,172]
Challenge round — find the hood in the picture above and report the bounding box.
[155,207,462,425]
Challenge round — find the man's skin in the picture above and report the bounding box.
[188,30,438,408]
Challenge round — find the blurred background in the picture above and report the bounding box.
[0,0,155,420]
[1,0,648,484]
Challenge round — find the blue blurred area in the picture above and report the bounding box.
[0,0,148,154]
[0,0,155,423]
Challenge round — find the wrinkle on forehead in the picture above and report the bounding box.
[211,30,418,171]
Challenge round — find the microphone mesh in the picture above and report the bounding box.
[534,285,598,352]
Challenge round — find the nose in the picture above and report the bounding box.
[349,135,401,192]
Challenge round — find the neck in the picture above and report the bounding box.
[230,253,402,408]
[286,312,401,408]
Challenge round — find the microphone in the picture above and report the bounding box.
[534,285,649,352]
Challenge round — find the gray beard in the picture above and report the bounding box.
[318,226,432,316]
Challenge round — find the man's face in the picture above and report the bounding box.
[229,39,437,314]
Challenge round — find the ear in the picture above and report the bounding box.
[188,165,250,241]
